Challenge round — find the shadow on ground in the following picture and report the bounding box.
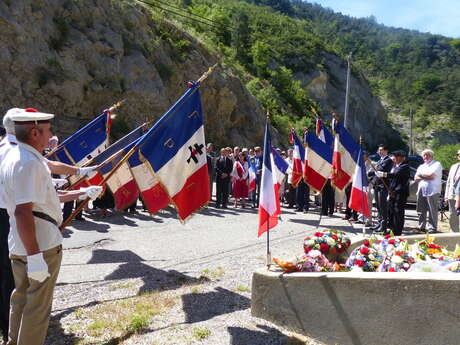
[228,325,306,345]
[182,286,250,323]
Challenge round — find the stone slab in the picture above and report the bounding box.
[251,233,460,345]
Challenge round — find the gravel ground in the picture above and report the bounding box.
[44,200,423,345]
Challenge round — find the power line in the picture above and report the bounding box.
[150,0,220,27]
[135,0,236,31]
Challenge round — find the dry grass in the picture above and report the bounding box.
[69,290,176,344]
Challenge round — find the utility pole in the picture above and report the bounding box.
[409,107,413,155]
[344,52,352,129]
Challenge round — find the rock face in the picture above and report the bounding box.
[0,0,399,150]
[298,53,403,149]
[0,0,266,148]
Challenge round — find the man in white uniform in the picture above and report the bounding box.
[415,149,443,233]
[0,108,102,345]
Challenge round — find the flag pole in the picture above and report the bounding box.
[359,136,366,236]
[59,143,139,230]
[266,112,271,270]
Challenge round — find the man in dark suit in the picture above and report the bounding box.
[214,148,233,208]
[376,150,410,236]
[368,144,393,232]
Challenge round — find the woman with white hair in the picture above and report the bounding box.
[414,149,443,233]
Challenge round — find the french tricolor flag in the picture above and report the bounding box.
[128,147,170,214]
[331,119,359,190]
[290,128,305,188]
[48,110,112,166]
[270,147,289,216]
[348,149,370,217]
[258,122,288,237]
[132,82,209,221]
[248,160,257,192]
[303,130,332,192]
[101,141,140,210]
[316,118,334,148]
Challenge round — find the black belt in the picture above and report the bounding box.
[32,211,58,227]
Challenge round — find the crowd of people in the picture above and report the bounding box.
[206,143,460,236]
[0,108,459,345]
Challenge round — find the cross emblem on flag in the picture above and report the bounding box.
[186,143,204,164]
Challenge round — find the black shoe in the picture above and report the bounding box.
[75,217,85,221]
[222,205,228,209]
[215,205,221,209]
[295,209,302,212]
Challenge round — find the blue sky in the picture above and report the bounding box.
[312,0,460,38]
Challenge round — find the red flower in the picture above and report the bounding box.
[395,251,404,256]
[428,244,441,249]
[388,239,395,245]
[331,248,337,254]
[363,240,370,247]
[389,267,396,272]
[304,246,312,254]
[356,260,365,267]
[385,234,391,239]
[360,247,370,255]
[314,232,324,237]
[331,234,339,241]
[319,243,329,253]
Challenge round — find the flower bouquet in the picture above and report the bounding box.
[273,250,333,273]
[303,229,351,262]
[345,239,383,272]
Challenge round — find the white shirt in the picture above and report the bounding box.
[445,162,460,200]
[416,160,443,196]
[0,134,18,208]
[0,142,63,255]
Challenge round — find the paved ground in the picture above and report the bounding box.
[46,200,425,345]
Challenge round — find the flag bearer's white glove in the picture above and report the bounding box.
[27,253,50,283]
[375,171,387,178]
[78,186,103,200]
[77,166,98,179]
[52,178,68,188]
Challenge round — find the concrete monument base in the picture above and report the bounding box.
[251,233,460,345]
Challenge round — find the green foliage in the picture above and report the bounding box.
[433,144,460,169]
[110,117,131,140]
[412,73,442,95]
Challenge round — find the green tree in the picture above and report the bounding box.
[433,144,460,169]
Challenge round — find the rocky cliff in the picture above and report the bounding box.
[0,0,401,149]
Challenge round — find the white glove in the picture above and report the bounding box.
[77,166,98,179]
[375,171,386,178]
[78,186,103,200]
[52,178,68,188]
[27,253,50,283]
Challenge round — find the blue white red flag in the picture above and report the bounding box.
[316,118,334,148]
[290,128,305,188]
[270,147,288,217]
[127,146,170,214]
[130,81,209,221]
[98,141,140,210]
[303,130,333,191]
[49,111,111,166]
[348,149,370,217]
[76,124,147,187]
[258,121,279,237]
[248,159,257,192]
[331,119,359,190]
